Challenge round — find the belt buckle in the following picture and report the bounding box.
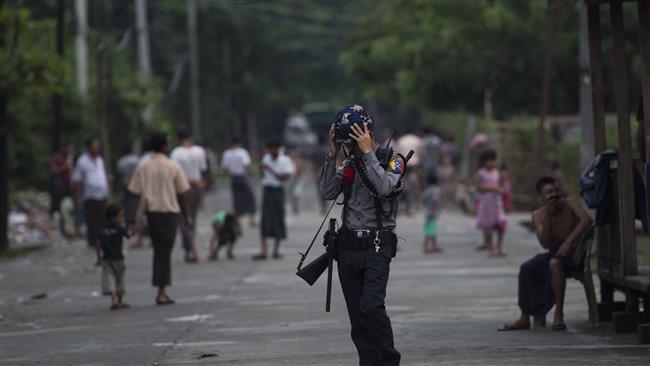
[354,230,369,238]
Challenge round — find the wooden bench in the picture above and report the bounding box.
[570,225,599,327]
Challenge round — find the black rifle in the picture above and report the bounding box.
[296,218,338,312]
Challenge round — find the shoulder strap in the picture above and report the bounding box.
[374,197,383,230]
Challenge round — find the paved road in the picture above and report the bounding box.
[1,187,648,365]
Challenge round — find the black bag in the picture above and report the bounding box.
[580,149,618,209]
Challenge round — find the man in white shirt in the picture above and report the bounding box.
[170,131,207,263]
[221,138,257,227]
[72,138,110,247]
[253,140,294,260]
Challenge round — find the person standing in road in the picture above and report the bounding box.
[221,138,257,227]
[474,150,507,256]
[116,146,140,210]
[127,132,192,306]
[170,130,207,263]
[50,142,74,215]
[320,104,403,366]
[72,138,110,248]
[253,140,294,260]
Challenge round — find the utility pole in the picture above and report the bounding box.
[96,2,111,172]
[0,0,7,250]
[52,0,64,153]
[135,0,152,124]
[187,0,202,141]
[74,0,88,95]
[538,0,559,158]
[579,2,594,170]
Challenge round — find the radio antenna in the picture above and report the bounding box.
[385,131,395,148]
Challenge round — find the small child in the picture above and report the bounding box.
[421,174,443,254]
[208,211,241,261]
[95,204,130,310]
[474,150,507,257]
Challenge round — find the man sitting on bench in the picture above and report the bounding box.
[499,176,592,331]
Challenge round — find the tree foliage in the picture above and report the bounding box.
[341,0,641,119]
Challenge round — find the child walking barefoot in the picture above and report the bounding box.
[474,150,507,257]
[95,204,130,310]
[421,174,443,253]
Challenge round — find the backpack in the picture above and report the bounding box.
[580,149,618,209]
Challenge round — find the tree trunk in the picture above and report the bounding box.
[52,0,64,153]
[96,4,111,173]
[135,0,152,124]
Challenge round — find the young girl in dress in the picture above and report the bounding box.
[474,150,507,257]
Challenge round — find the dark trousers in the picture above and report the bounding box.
[518,243,576,317]
[84,199,107,247]
[147,212,179,287]
[180,187,201,254]
[261,186,286,240]
[337,246,401,366]
[518,252,553,316]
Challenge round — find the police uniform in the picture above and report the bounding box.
[319,142,403,365]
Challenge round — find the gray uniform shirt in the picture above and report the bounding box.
[319,151,401,230]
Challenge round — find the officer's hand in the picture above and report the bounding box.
[349,122,373,155]
[328,124,338,156]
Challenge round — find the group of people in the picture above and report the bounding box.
[56,128,304,310]
[46,101,615,365]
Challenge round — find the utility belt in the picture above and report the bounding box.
[337,228,397,254]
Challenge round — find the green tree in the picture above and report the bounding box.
[1,3,65,249]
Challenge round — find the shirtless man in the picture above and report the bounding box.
[499,176,592,331]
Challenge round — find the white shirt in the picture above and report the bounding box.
[71,153,110,200]
[170,145,207,181]
[396,134,423,166]
[221,147,251,176]
[261,153,295,188]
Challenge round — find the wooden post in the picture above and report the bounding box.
[638,0,650,283]
[609,0,637,276]
[586,1,611,276]
[587,2,606,153]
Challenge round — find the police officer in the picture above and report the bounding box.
[319,105,403,366]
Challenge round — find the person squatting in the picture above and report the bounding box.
[319,104,410,366]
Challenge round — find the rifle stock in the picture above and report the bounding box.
[296,219,337,287]
[296,252,330,286]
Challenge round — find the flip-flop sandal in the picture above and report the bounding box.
[252,254,268,261]
[118,303,130,309]
[497,323,530,331]
[156,297,176,306]
[110,304,120,310]
[551,323,567,331]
